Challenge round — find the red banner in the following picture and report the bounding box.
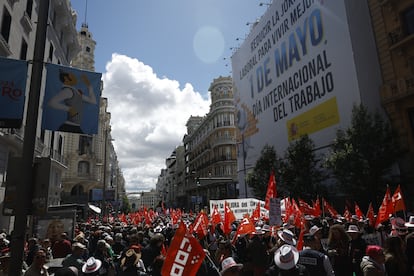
[161,222,206,276]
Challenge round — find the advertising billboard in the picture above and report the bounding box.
[231,0,381,196]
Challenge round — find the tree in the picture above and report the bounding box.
[120,195,131,214]
[281,135,326,201]
[324,104,400,206]
[247,145,284,199]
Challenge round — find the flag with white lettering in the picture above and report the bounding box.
[161,222,206,276]
[0,57,28,128]
[391,184,406,212]
[42,64,101,134]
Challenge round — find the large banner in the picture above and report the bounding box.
[210,198,267,220]
[0,57,28,128]
[42,64,101,134]
[231,1,379,196]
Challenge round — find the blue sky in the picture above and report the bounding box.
[69,0,269,192]
[71,0,268,94]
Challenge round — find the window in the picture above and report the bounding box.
[58,135,63,155]
[78,161,90,175]
[403,6,414,35]
[20,38,28,60]
[26,0,33,19]
[86,46,90,52]
[1,8,11,42]
[48,43,54,62]
[79,135,92,155]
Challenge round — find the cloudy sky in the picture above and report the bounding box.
[70,0,268,192]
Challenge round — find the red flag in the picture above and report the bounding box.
[232,216,255,244]
[210,205,222,228]
[323,198,339,218]
[144,210,152,225]
[283,197,293,223]
[343,206,352,222]
[366,202,375,227]
[312,198,321,217]
[298,198,315,216]
[375,186,392,227]
[265,171,277,210]
[296,219,306,251]
[161,222,206,276]
[354,202,364,220]
[223,201,236,235]
[192,212,209,240]
[291,198,303,228]
[251,201,261,221]
[391,184,406,212]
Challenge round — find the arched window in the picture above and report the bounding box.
[71,184,84,196]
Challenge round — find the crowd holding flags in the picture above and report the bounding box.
[88,170,410,276]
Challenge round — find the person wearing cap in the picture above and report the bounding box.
[82,257,102,275]
[112,232,127,258]
[265,244,309,276]
[347,225,366,276]
[298,234,334,276]
[220,256,243,276]
[309,225,326,254]
[390,217,409,240]
[360,245,386,276]
[405,216,414,231]
[62,242,86,272]
[93,240,116,276]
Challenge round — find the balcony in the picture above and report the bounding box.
[381,76,414,104]
[0,35,12,57]
[20,12,33,35]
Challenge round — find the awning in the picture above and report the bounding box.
[88,203,101,214]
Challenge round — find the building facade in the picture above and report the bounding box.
[182,76,238,212]
[368,0,414,208]
[60,11,125,213]
[0,0,80,230]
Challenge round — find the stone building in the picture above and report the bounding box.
[368,0,414,208]
[0,0,80,230]
[183,76,238,211]
[60,12,125,213]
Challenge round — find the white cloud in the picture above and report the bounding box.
[102,54,210,193]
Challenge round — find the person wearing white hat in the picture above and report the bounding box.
[82,257,102,275]
[220,257,243,276]
[405,216,414,229]
[277,229,297,246]
[308,225,326,254]
[347,225,366,276]
[272,244,308,275]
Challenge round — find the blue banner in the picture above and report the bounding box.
[42,64,102,134]
[0,57,28,128]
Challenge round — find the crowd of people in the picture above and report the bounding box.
[0,209,413,276]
